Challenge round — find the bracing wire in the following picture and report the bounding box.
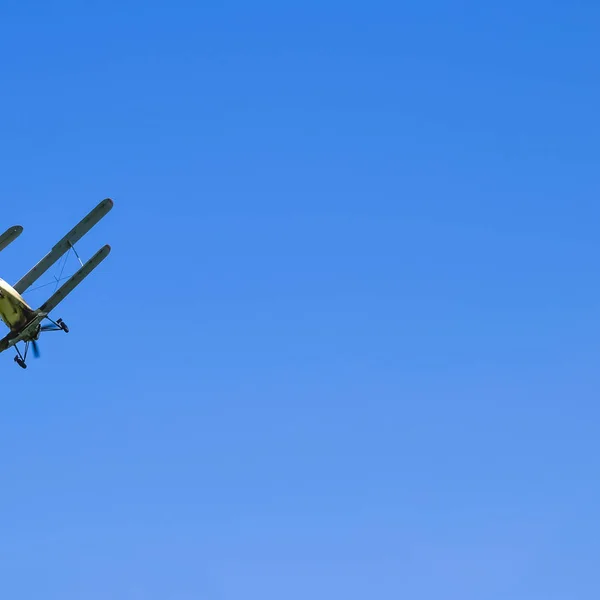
[54,249,70,292]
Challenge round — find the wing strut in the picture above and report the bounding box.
[13,198,113,294]
[38,245,111,315]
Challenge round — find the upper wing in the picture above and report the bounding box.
[13,198,113,294]
[0,226,23,253]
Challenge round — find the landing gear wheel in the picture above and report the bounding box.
[14,357,27,369]
[57,319,69,333]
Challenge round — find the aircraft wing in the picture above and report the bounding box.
[38,244,111,315]
[13,199,113,294]
[0,226,23,253]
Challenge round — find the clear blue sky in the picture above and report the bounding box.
[1,1,599,598]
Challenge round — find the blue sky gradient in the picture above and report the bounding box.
[1,1,600,598]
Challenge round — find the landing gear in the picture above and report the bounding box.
[56,319,69,333]
[40,317,69,334]
[11,317,71,368]
[14,341,30,368]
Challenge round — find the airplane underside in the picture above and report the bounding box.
[0,278,35,331]
[0,198,113,368]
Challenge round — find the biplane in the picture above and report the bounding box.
[0,198,113,368]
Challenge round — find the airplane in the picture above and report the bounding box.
[0,198,113,369]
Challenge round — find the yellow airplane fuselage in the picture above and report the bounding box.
[0,278,36,331]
